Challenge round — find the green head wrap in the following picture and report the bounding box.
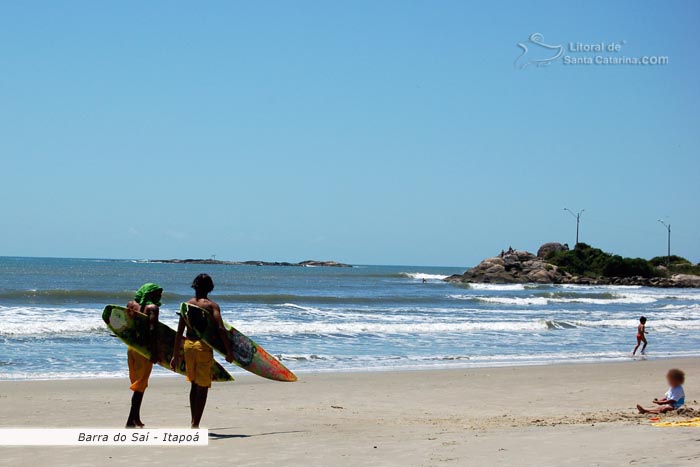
[134,283,163,306]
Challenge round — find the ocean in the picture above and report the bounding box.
[1,256,699,380]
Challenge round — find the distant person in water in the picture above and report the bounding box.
[637,369,685,414]
[124,283,162,428]
[632,316,648,356]
[171,274,234,428]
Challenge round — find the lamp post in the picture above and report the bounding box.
[564,208,585,246]
[657,220,671,266]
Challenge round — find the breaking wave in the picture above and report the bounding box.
[467,283,526,291]
[399,272,449,281]
[450,293,658,306]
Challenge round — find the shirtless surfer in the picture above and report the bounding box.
[171,274,234,428]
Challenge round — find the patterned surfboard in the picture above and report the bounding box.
[181,302,297,382]
[102,305,234,382]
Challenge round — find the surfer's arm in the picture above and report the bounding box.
[170,315,186,370]
[212,304,234,363]
[125,300,140,319]
[145,304,159,363]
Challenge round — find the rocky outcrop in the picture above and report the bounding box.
[668,274,700,288]
[445,250,567,284]
[150,259,352,268]
[298,260,352,268]
[445,245,700,288]
[537,242,569,259]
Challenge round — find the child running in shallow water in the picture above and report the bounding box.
[637,369,685,414]
[632,316,647,356]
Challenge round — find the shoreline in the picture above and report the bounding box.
[4,352,700,382]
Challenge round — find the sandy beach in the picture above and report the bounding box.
[0,358,698,466]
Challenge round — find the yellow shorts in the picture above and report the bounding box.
[184,339,213,388]
[128,347,153,392]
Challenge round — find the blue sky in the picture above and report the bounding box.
[1,1,698,266]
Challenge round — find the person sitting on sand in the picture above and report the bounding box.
[171,274,234,428]
[632,316,647,356]
[124,283,162,428]
[636,369,685,414]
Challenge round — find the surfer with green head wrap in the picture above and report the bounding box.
[133,283,163,307]
[124,283,162,428]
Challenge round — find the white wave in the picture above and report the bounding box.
[240,319,549,335]
[652,310,700,321]
[659,304,700,312]
[276,354,330,361]
[0,306,105,336]
[234,306,408,324]
[554,294,657,305]
[0,370,129,381]
[662,293,700,301]
[453,296,549,306]
[277,303,323,313]
[0,305,97,315]
[557,285,700,301]
[450,294,658,306]
[467,283,526,291]
[400,272,448,281]
[545,320,577,330]
[0,305,180,336]
[567,318,700,331]
[0,322,107,336]
[557,284,643,290]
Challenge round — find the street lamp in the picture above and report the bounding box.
[564,208,585,246]
[657,220,671,266]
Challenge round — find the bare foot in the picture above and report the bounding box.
[637,404,648,414]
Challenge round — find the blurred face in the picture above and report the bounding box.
[150,290,163,303]
[667,373,680,387]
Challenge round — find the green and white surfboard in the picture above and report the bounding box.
[103,305,233,382]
